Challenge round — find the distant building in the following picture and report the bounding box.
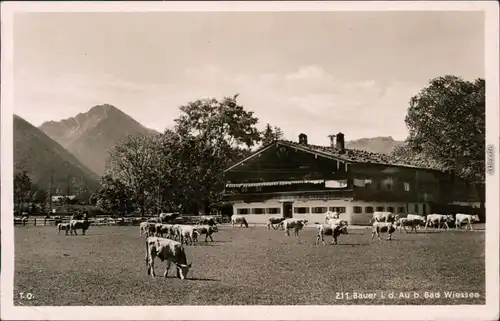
[51,195,76,203]
[222,133,480,225]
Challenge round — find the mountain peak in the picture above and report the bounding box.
[39,105,159,176]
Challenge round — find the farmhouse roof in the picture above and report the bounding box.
[225,139,443,172]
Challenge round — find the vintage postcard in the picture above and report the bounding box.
[1,1,499,320]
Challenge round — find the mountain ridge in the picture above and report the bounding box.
[14,115,100,192]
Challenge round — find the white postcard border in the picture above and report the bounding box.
[1,1,498,320]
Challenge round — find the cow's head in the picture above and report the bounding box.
[472,215,480,222]
[174,263,192,280]
[211,225,219,233]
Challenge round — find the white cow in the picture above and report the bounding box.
[267,216,285,230]
[57,223,71,235]
[425,214,453,230]
[231,215,249,228]
[282,218,308,236]
[369,211,399,224]
[406,214,426,229]
[371,221,397,241]
[195,225,218,242]
[324,211,340,224]
[177,225,200,245]
[140,222,156,238]
[455,214,480,231]
[315,221,348,245]
[145,236,192,279]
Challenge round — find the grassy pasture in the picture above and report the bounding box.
[14,224,485,305]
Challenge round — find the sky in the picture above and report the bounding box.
[13,11,484,144]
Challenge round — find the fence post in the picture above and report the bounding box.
[34,218,36,226]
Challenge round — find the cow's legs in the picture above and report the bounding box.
[387,233,392,240]
[164,261,171,278]
[468,221,473,231]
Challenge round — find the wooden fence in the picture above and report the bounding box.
[14,215,231,227]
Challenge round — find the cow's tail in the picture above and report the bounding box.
[145,238,149,266]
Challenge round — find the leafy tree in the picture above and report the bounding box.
[106,134,161,215]
[393,75,485,208]
[97,175,134,216]
[173,94,262,213]
[14,171,32,214]
[261,123,284,146]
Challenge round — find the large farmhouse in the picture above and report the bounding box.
[222,133,480,225]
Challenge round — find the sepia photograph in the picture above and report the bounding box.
[1,1,499,320]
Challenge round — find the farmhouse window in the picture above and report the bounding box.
[252,208,265,215]
[397,207,406,214]
[404,182,410,191]
[294,207,310,214]
[387,206,395,213]
[365,206,374,213]
[237,208,249,215]
[422,204,427,215]
[376,206,385,212]
[386,183,393,190]
[266,208,281,214]
[241,187,248,192]
[329,207,346,213]
[353,206,363,214]
[255,186,263,192]
[312,207,328,214]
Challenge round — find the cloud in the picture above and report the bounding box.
[14,65,419,143]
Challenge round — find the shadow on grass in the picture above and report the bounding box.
[188,277,220,282]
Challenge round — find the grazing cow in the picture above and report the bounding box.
[231,215,248,228]
[397,217,420,233]
[369,211,399,224]
[371,221,397,240]
[198,216,217,227]
[425,214,453,230]
[267,216,285,230]
[282,218,308,236]
[455,214,480,231]
[145,237,192,279]
[195,225,218,242]
[57,223,71,235]
[315,221,348,245]
[159,212,180,224]
[69,219,91,235]
[324,211,340,224]
[177,225,200,245]
[140,222,156,238]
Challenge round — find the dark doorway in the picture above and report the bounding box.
[283,202,293,218]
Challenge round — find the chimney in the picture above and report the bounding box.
[336,132,345,153]
[328,134,336,149]
[298,133,308,145]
